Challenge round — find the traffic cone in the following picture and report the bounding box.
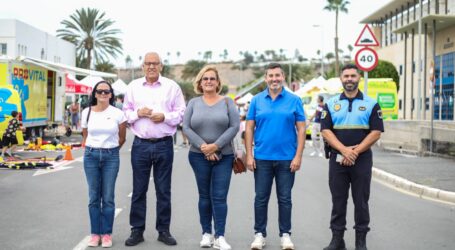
[64,146,74,161]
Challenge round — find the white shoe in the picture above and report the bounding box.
[310,151,316,156]
[280,233,295,250]
[213,236,231,250]
[199,233,213,248]
[318,152,324,158]
[250,233,266,250]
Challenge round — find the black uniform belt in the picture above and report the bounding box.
[136,135,172,143]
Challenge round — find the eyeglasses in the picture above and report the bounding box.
[202,77,217,81]
[143,61,161,67]
[95,89,111,95]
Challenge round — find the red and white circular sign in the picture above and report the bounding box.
[355,47,378,72]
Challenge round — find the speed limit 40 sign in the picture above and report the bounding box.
[355,47,378,72]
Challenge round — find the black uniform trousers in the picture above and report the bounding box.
[328,150,372,233]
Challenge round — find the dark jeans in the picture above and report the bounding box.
[254,159,295,237]
[83,146,120,234]
[328,151,372,232]
[129,136,174,233]
[188,152,233,237]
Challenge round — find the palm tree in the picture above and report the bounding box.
[57,7,122,69]
[324,0,350,76]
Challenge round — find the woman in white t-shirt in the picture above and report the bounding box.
[81,81,127,248]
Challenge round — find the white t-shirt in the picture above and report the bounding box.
[81,105,127,148]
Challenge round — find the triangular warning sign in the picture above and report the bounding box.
[355,24,380,47]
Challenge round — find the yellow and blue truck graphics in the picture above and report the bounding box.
[0,60,51,140]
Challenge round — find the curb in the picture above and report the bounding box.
[372,167,455,205]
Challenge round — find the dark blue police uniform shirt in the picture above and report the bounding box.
[246,88,306,160]
[320,91,384,151]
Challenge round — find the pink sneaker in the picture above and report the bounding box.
[101,234,113,248]
[87,234,101,247]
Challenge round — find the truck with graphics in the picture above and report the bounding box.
[302,78,398,137]
[0,59,65,139]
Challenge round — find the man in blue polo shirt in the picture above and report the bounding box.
[245,63,306,250]
[321,64,384,250]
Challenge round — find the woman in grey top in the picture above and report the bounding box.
[183,65,240,250]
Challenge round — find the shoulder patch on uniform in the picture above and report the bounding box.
[377,110,383,119]
[359,106,366,111]
[321,111,327,119]
[334,104,341,112]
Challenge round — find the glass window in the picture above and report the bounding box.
[0,43,6,55]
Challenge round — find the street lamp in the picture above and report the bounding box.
[313,24,324,77]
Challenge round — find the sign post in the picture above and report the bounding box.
[354,24,380,95]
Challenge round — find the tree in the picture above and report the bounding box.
[125,55,132,68]
[181,60,206,81]
[95,60,116,73]
[361,60,400,91]
[57,7,122,69]
[324,0,350,76]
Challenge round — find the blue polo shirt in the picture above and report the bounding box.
[320,91,384,153]
[246,88,306,160]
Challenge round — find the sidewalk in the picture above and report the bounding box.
[372,146,455,204]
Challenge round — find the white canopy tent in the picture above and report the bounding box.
[112,79,128,96]
[236,92,254,105]
[80,75,105,88]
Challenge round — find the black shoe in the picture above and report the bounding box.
[125,229,144,246]
[323,230,347,250]
[355,231,368,250]
[158,231,177,246]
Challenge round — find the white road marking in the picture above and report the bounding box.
[33,166,74,176]
[72,208,123,250]
[33,156,83,176]
[391,153,418,158]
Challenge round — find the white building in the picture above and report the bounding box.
[0,19,75,65]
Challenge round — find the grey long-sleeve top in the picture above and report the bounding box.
[183,96,240,155]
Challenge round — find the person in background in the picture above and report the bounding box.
[70,101,80,130]
[245,63,306,250]
[123,52,185,247]
[308,95,325,157]
[183,65,240,250]
[1,110,21,157]
[321,64,384,250]
[81,81,127,248]
[115,95,124,110]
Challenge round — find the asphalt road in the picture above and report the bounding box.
[0,131,454,250]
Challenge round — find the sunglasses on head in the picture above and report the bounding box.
[95,89,111,95]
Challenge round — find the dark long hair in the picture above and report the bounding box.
[89,81,115,106]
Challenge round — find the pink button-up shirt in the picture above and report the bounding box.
[123,76,186,139]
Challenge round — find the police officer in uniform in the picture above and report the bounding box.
[321,64,384,250]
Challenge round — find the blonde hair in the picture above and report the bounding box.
[193,65,223,95]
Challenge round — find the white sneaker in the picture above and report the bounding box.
[250,233,266,250]
[280,233,295,250]
[310,151,316,156]
[199,233,213,248]
[318,152,324,158]
[213,236,231,250]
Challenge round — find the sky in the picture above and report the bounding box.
[1,0,391,68]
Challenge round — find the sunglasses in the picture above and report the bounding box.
[95,89,111,95]
[202,77,217,81]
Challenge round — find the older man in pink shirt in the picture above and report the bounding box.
[123,52,185,247]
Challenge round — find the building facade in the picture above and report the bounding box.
[0,19,76,65]
[361,0,455,121]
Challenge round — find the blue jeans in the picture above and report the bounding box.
[84,146,120,235]
[254,159,295,237]
[188,152,233,237]
[129,136,174,232]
